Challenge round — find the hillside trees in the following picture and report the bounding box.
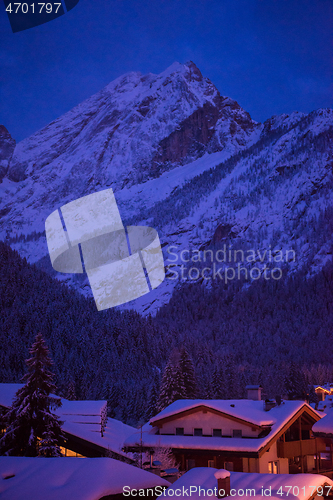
[1,242,333,424]
[157,346,198,411]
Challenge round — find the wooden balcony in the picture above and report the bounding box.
[277,438,327,458]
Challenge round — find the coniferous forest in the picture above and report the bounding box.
[1,240,333,426]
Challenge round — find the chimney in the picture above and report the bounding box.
[264,398,276,411]
[246,385,263,401]
[214,470,231,498]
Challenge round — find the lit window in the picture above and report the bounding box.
[59,446,85,458]
[268,461,279,474]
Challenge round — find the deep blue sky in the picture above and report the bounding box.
[0,0,332,142]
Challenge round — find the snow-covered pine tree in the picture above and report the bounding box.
[308,384,318,405]
[211,365,227,399]
[146,373,160,420]
[157,349,186,412]
[0,333,63,457]
[66,379,76,401]
[284,362,307,400]
[179,347,197,399]
[39,419,62,457]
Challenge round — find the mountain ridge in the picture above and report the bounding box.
[0,62,332,314]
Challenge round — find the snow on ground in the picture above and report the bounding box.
[159,469,333,500]
[0,457,170,500]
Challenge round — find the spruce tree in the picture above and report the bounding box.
[308,384,318,405]
[0,333,63,457]
[146,373,160,420]
[66,379,76,401]
[284,362,307,400]
[39,419,62,457]
[212,365,227,399]
[225,356,237,398]
[157,349,186,412]
[179,347,197,399]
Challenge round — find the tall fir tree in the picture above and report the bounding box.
[39,419,62,457]
[211,365,228,399]
[308,384,318,405]
[179,347,197,399]
[66,379,76,401]
[146,373,160,421]
[225,356,237,398]
[0,333,63,457]
[284,362,307,400]
[157,349,186,412]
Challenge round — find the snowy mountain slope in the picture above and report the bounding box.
[0,62,332,314]
[0,126,15,184]
[0,62,259,239]
[119,109,333,313]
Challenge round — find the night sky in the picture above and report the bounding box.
[0,0,332,142]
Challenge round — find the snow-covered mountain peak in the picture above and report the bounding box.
[4,61,258,192]
[0,62,332,315]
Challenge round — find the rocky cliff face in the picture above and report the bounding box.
[5,62,259,190]
[0,126,15,183]
[0,61,260,240]
[151,100,219,174]
[0,62,332,314]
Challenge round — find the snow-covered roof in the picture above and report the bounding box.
[126,400,322,453]
[159,469,333,500]
[57,402,134,459]
[0,457,170,500]
[150,399,276,427]
[0,383,134,458]
[62,416,136,458]
[317,395,333,412]
[315,383,333,393]
[313,410,333,436]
